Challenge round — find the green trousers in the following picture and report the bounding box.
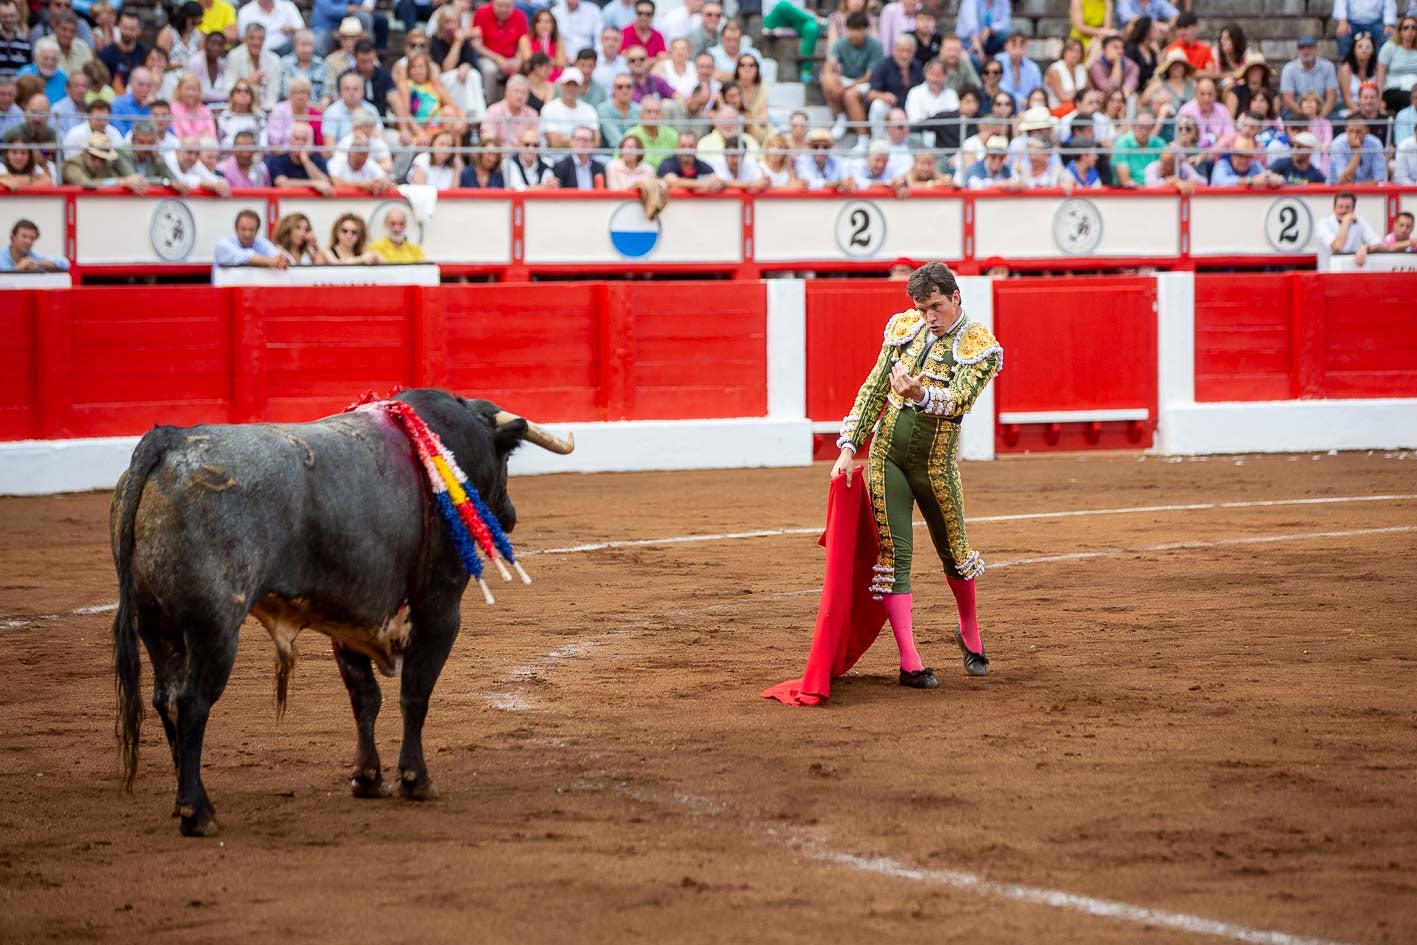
[762,0,819,60]
[867,405,983,595]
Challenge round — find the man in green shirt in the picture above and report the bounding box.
[624,94,679,168]
[61,132,147,192]
[821,11,883,141]
[1112,109,1165,187]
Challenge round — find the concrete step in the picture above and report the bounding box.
[767,81,805,108]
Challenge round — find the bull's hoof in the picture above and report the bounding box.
[178,806,220,838]
[350,772,391,799]
[398,770,439,802]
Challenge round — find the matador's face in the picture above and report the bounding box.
[914,289,961,335]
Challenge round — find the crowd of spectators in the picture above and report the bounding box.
[3,0,1417,213]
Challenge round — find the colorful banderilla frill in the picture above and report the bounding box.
[347,390,530,605]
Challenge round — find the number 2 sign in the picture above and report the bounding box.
[1264,198,1314,253]
[834,201,887,258]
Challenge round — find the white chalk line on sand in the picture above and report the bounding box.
[5,496,1414,633]
[801,845,1358,945]
[524,493,1417,556]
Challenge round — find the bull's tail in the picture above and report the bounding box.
[112,427,178,792]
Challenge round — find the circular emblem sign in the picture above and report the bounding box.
[834,201,887,258]
[1051,198,1103,255]
[1264,197,1314,253]
[149,199,197,262]
[608,201,661,259]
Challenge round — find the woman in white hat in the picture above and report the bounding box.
[1224,49,1273,117]
[1147,46,1195,111]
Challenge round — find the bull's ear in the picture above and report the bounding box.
[494,417,528,455]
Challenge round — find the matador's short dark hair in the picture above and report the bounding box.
[907,261,960,304]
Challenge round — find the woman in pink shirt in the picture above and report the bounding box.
[170,73,218,140]
[1175,76,1233,157]
[264,76,324,154]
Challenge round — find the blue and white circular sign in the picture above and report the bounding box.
[608,201,661,259]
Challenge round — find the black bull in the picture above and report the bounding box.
[110,389,573,837]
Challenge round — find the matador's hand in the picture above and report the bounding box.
[890,361,925,403]
[830,447,856,486]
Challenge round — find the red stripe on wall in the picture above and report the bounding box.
[805,280,910,424]
[0,282,771,442]
[1194,274,1294,402]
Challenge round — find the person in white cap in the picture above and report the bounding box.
[1269,130,1327,184]
[964,134,1021,189]
[539,65,601,149]
[60,131,148,191]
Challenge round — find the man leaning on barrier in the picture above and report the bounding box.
[214,209,290,275]
[1,219,69,273]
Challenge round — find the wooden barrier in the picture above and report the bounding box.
[0,281,768,442]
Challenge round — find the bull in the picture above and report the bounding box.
[110,389,573,837]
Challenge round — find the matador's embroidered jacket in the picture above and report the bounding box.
[837,308,1003,594]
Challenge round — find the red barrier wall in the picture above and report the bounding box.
[1194,272,1417,402]
[993,276,1158,452]
[0,281,767,441]
[805,280,910,423]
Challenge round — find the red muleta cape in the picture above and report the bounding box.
[761,469,887,706]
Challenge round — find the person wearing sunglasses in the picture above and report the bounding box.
[1333,0,1397,62]
[620,0,666,63]
[623,42,676,101]
[326,211,383,264]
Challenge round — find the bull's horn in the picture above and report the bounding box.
[494,410,575,454]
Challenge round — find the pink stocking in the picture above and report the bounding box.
[946,576,981,652]
[883,593,925,672]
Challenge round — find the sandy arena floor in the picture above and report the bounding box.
[1,450,1415,945]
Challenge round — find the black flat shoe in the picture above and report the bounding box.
[898,667,938,689]
[953,626,989,677]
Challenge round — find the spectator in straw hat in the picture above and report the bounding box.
[1226,49,1274,116]
[964,133,1020,188]
[60,129,148,190]
[795,126,855,190]
[1209,134,1282,187]
[1005,103,1058,168]
[323,16,365,82]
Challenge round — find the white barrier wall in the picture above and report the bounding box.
[753,196,964,263]
[521,197,741,265]
[28,188,1413,273]
[1189,192,1387,256]
[77,196,268,264]
[973,195,1180,259]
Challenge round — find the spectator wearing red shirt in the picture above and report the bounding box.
[1164,11,1216,77]
[621,0,666,62]
[473,0,529,100]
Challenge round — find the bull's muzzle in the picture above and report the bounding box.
[495,411,575,454]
